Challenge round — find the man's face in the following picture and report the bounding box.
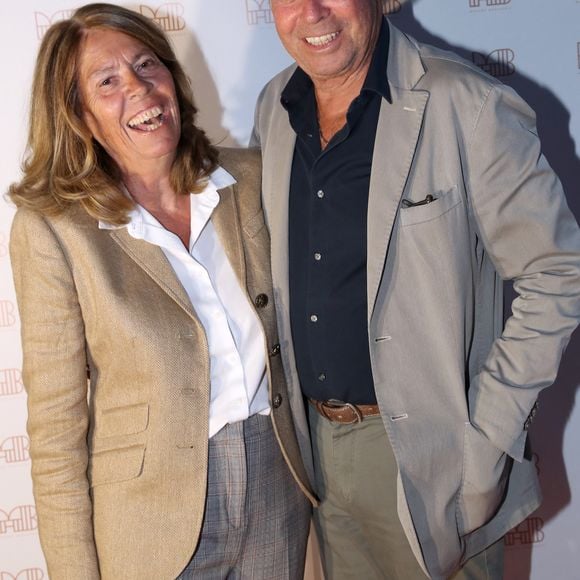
[271,0,379,85]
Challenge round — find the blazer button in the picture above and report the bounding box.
[272,394,283,408]
[255,293,269,308]
[269,343,281,357]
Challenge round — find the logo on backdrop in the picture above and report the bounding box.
[34,9,75,40]
[469,0,511,7]
[0,232,7,258]
[0,436,30,465]
[246,0,274,25]
[504,517,545,546]
[472,48,515,77]
[35,5,186,38]
[139,3,186,32]
[0,505,37,535]
[0,301,17,328]
[0,570,45,580]
[0,369,24,397]
[382,0,402,14]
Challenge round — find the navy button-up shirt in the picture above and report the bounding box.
[282,21,390,404]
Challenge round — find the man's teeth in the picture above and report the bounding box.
[305,32,338,47]
[127,106,163,128]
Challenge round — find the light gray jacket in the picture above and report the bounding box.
[251,20,580,579]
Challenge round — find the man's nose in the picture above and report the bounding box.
[302,0,330,23]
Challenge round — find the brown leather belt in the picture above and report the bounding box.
[309,398,381,424]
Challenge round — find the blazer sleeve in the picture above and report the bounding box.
[466,83,580,461]
[10,209,100,579]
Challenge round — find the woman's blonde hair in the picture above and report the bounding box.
[8,3,218,225]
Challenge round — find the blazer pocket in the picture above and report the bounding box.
[242,210,266,239]
[96,402,149,438]
[456,422,512,536]
[400,185,462,227]
[89,444,145,487]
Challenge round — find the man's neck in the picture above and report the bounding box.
[313,63,370,147]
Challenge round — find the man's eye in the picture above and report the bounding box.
[100,78,112,87]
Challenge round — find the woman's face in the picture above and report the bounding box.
[78,27,181,178]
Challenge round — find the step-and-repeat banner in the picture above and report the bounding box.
[1,1,579,578]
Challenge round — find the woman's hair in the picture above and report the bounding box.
[8,3,219,224]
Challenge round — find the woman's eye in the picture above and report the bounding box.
[99,78,112,87]
[138,59,154,70]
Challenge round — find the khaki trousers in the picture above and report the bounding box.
[308,405,504,580]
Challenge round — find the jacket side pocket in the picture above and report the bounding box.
[457,422,512,536]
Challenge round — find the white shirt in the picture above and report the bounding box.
[99,167,271,438]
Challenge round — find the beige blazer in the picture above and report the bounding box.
[252,20,580,579]
[10,147,315,580]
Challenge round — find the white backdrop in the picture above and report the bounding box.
[1,1,579,578]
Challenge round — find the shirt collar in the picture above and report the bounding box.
[364,18,390,101]
[98,166,236,235]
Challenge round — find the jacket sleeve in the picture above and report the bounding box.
[466,83,580,462]
[10,209,100,579]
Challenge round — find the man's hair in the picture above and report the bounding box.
[8,2,218,225]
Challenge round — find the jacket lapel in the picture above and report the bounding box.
[367,22,429,321]
[108,184,246,322]
[211,184,247,288]
[109,227,197,320]
[261,109,296,317]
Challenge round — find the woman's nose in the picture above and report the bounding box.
[125,70,151,99]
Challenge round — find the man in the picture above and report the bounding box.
[251,0,580,578]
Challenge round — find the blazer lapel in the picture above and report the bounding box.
[109,185,247,321]
[211,184,247,288]
[261,110,296,315]
[367,89,428,321]
[367,21,429,321]
[109,228,197,320]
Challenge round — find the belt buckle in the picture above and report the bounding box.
[326,399,363,424]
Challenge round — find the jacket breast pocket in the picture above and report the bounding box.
[400,185,462,227]
[456,422,512,536]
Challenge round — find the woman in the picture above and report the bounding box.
[9,4,314,579]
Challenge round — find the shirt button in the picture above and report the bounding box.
[272,394,283,408]
[269,343,281,357]
[310,314,318,322]
[314,252,322,261]
[254,293,269,308]
[316,190,325,199]
[318,373,326,382]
